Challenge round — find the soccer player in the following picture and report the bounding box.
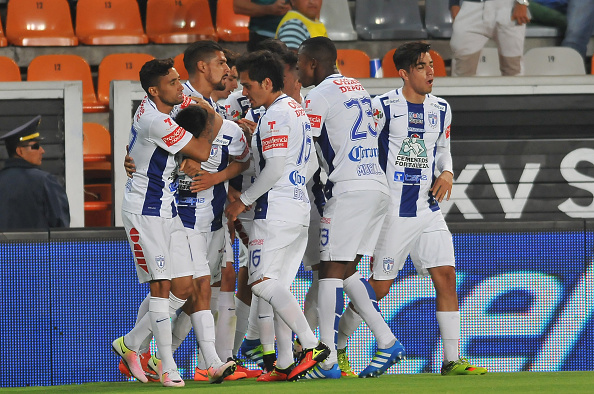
[297,36,405,379]
[114,58,220,387]
[338,41,488,376]
[225,50,329,382]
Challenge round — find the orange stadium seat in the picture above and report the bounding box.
[5,0,78,46]
[84,183,112,227]
[27,54,106,112]
[146,0,217,43]
[83,122,112,179]
[0,57,21,81]
[216,0,250,41]
[337,49,371,79]
[97,53,155,107]
[382,48,447,77]
[174,53,189,81]
[76,0,149,45]
[0,18,7,47]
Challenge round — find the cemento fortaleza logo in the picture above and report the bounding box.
[396,136,429,169]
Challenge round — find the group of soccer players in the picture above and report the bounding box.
[112,36,488,388]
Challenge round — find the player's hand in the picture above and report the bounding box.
[268,0,291,16]
[227,185,241,203]
[179,158,201,178]
[225,199,248,222]
[188,96,216,114]
[430,171,453,203]
[237,118,257,135]
[512,4,530,25]
[190,170,220,192]
[227,217,236,241]
[450,5,460,20]
[124,145,136,178]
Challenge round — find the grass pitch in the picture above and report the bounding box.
[4,372,592,394]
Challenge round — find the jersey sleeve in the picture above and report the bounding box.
[224,121,250,162]
[304,89,330,138]
[435,101,453,174]
[148,113,193,155]
[259,110,290,159]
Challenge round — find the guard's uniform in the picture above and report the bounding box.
[304,74,389,262]
[247,94,312,286]
[122,94,196,283]
[371,88,455,279]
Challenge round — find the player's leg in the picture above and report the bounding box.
[450,1,492,76]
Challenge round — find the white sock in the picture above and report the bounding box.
[437,311,460,363]
[252,279,318,349]
[245,293,260,340]
[234,297,250,355]
[274,313,294,370]
[191,310,223,369]
[257,297,276,354]
[171,311,192,353]
[211,287,220,324]
[136,292,152,354]
[337,304,363,349]
[169,292,186,319]
[343,271,395,349]
[216,291,237,361]
[318,278,343,366]
[124,312,152,351]
[303,271,319,331]
[149,297,176,372]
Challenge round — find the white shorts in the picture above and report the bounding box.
[247,219,308,287]
[320,190,389,262]
[223,222,234,268]
[185,229,213,280]
[236,218,252,269]
[122,211,194,283]
[372,210,455,280]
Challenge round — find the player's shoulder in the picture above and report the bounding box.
[220,119,243,137]
[425,93,450,111]
[373,89,403,106]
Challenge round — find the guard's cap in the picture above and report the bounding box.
[0,116,43,151]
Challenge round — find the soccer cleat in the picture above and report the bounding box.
[231,356,263,378]
[303,364,341,379]
[161,369,185,387]
[111,336,148,383]
[262,350,276,373]
[286,342,330,381]
[257,365,293,382]
[441,358,488,376]
[119,352,159,382]
[293,338,304,361]
[337,348,357,378]
[118,359,131,379]
[194,367,209,381]
[240,338,265,368]
[144,353,161,382]
[359,340,406,378]
[207,359,237,384]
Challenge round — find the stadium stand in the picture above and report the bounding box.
[0,56,21,81]
[83,122,112,181]
[174,52,189,81]
[355,0,428,40]
[146,0,218,44]
[475,47,501,76]
[75,0,148,45]
[0,17,6,47]
[5,0,78,46]
[524,46,586,75]
[424,0,453,39]
[215,0,250,42]
[27,54,105,113]
[84,183,112,227]
[337,48,371,78]
[382,48,447,77]
[97,53,155,107]
[319,0,357,41]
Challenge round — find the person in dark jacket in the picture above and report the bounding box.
[0,115,70,231]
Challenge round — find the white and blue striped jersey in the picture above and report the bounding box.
[303,74,388,199]
[122,95,194,218]
[177,120,250,232]
[250,94,312,225]
[224,90,251,121]
[182,81,217,110]
[372,88,452,217]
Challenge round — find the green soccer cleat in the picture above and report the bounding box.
[337,348,357,377]
[441,358,488,376]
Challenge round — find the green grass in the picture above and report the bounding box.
[4,372,593,394]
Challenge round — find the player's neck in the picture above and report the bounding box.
[402,85,425,104]
[263,91,284,109]
[189,77,214,100]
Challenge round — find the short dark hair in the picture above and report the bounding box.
[139,58,175,95]
[223,48,240,69]
[393,41,431,72]
[183,40,224,75]
[299,36,337,64]
[175,105,208,138]
[255,38,289,55]
[281,50,298,70]
[236,50,284,92]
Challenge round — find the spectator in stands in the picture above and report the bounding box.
[234,0,292,52]
[529,0,567,31]
[561,0,594,60]
[275,0,327,50]
[449,0,530,76]
[0,116,70,231]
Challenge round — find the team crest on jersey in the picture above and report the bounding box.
[383,257,395,273]
[428,112,438,128]
[155,255,165,270]
[210,145,219,157]
[408,112,423,124]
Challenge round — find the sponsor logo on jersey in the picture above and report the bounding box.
[293,187,310,202]
[249,239,264,246]
[262,135,288,151]
[348,145,379,162]
[321,217,331,224]
[357,163,383,176]
[155,255,165,269]
[396,136,429,169]
[445,125,451,139]
[408,112,424,124]
[169,178,179,193]
[428,112,438,128]
[308,114,322,128]
[432,102,445,111]
[393,114,405,119]
[393,171,427,184]
[332,77,365,93]
[213,136,231,146]
[289,170,307,186]
[383,257,395,273]
[162,126,186,147]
